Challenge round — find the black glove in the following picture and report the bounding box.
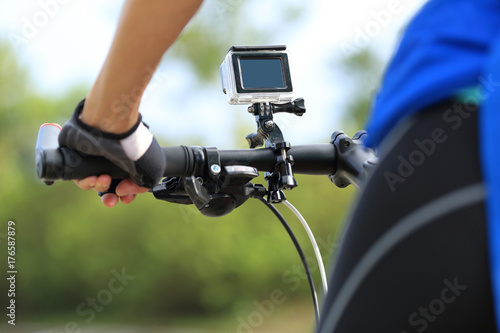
[58,99,166,189]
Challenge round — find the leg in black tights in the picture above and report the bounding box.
[319,101,496,333]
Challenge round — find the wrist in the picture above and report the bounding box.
[80,103,139,135]
[81,87,141,134]
[73,99,143,139]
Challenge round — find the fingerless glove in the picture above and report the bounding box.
[58,99,166,188]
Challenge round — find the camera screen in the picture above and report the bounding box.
[239,58,285,89]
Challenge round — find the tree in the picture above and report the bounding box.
[338,48,384,130]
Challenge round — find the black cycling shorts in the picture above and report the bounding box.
[318,101,496,332]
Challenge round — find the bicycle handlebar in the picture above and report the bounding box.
[36,124,337,183]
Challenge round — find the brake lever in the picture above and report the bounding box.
[153,166,264,218]
[152,177,193,205]
[184,176,237,217]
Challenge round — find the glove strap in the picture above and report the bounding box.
[120,122,153,161]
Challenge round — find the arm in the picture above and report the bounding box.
[82,0,203,133]
[74,0,204,207]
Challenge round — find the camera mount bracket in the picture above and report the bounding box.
[245,100,306,202]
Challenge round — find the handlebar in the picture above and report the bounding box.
[35,123,337,183]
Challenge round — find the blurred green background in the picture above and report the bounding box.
[0,0,417,332]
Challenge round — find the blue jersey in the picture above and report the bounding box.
[364,0,500,326]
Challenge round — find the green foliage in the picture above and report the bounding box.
[167,0,307,83]
[338,48,384,130]
[168,0,266,83]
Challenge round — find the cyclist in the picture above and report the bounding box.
[59,0,500,332]
[318,0,500,332]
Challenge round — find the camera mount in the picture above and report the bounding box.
[245,98,306,202]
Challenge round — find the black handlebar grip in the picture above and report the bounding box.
[35,123,128,182]
[36,123,64,185]
[37,147,127,181]
[37,146,196,182]
[35,123,196,182]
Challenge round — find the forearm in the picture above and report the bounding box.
[81,0,203,133]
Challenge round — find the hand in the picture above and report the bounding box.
[74,175,149,207]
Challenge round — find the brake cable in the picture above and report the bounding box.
[258,198,320,327]
[283,200,329,296]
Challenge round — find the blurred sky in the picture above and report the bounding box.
[0,0,426,148]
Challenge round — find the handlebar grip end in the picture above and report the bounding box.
[36,148,65,184]
[36,123,65,184]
